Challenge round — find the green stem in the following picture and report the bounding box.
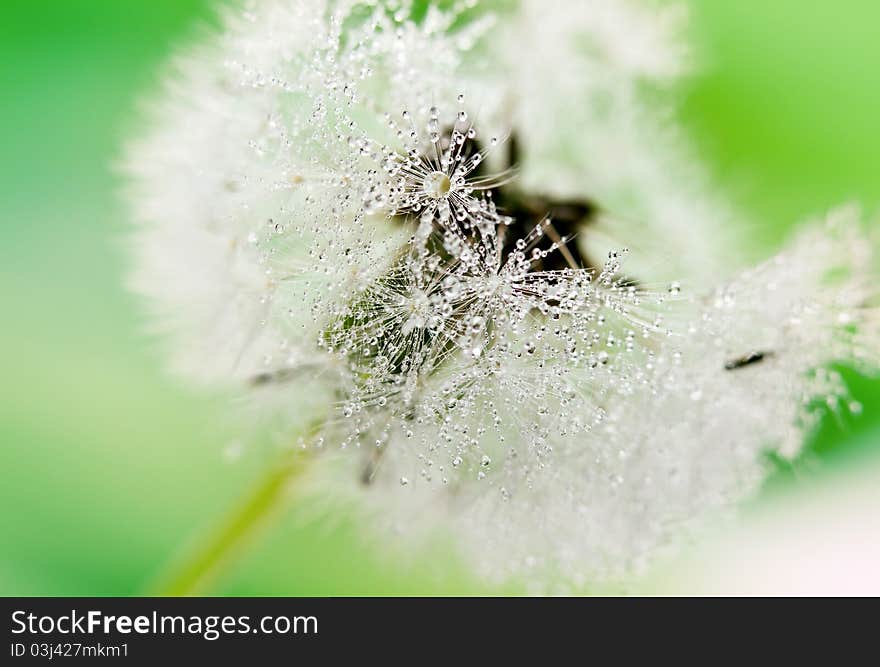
[150,448,312,596]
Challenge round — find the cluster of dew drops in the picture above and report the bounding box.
[236,10,678,487]
[318,96,677,487]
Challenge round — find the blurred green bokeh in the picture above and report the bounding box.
[1,1,878,595]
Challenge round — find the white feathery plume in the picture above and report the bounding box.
[125,0,879,588]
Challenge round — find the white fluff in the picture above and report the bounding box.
[124,0,878,587]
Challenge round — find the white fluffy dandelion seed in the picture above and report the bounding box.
[126,0,879,588]
[374,103,511,230]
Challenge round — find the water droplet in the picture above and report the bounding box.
[423,171,451,199]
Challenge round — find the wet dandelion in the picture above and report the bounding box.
[126,0,879,590]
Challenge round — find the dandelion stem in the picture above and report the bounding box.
[150,446,313,596]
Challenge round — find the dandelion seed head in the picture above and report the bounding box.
[125,0,880,588]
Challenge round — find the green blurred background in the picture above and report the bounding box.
[1,1,878,595]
